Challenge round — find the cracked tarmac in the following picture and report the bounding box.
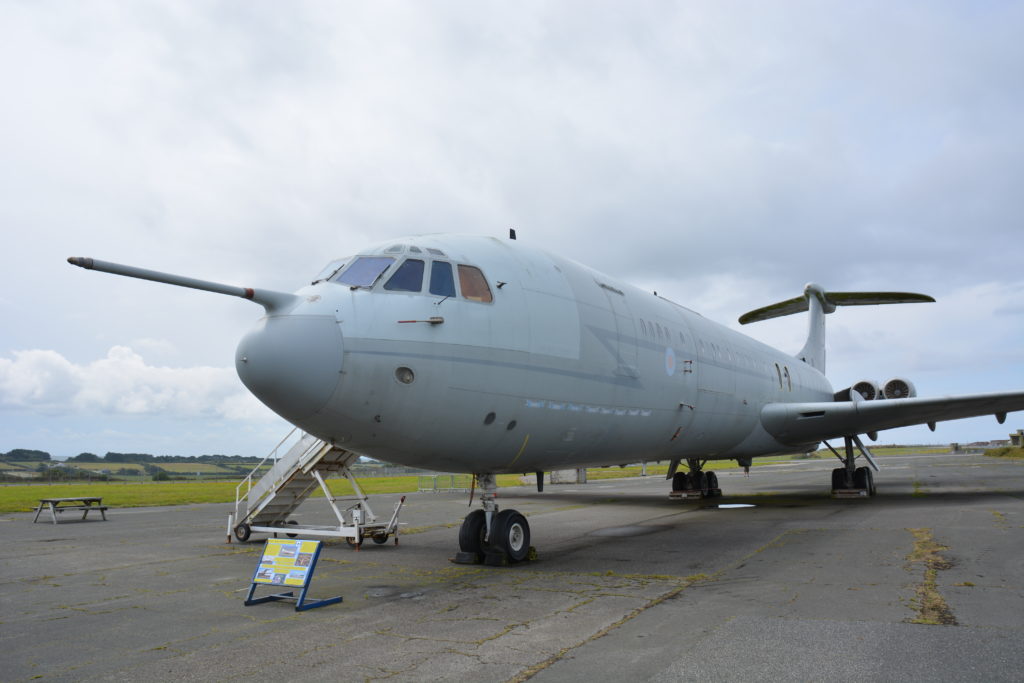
[3,452,1024,681]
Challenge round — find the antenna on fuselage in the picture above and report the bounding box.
[509,228,517,240]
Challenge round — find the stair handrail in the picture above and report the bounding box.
[235,427,301,522]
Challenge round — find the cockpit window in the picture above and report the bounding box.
[429,261,456,297]
[457,265,493,303]
[312,258,347,284]
[334,256,395,287]
[384,259,425,292]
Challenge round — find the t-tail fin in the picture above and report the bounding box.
[738,283,934,373]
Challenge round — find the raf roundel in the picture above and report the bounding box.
[665,347,676,377]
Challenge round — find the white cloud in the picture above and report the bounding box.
[0,346,273,422]
[2,1,1023,453]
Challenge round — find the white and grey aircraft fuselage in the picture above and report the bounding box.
[68,233,1024,562]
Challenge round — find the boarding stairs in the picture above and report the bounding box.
[231,429,405,547]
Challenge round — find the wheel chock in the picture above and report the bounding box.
[451,551,482,565]
[483,550,509,566]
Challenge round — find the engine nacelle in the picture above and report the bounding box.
[882,377,916,399]
[834,380,880,402]
[852,380,881,401]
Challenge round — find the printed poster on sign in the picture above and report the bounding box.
[252,539,321,587]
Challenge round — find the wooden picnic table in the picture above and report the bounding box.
[33,497,108,524]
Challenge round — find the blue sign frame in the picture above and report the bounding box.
[244,538,341,611]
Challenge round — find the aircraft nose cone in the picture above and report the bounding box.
[235,315,343,422]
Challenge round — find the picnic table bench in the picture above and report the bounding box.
[33,497,109,524]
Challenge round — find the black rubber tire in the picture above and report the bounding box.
[867,468,877,496]
[854,466,869,490]
[672,471,688,491]
[234,523,251,542]
[372,532,389,545]
[458,509,488,554]
[706,471,720,496]
[285,520,299,538]
[831,467,846,490]
[693,471,709,495]
[493,509,531,563]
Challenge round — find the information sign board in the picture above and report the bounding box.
[253,539,319,586]
[244,538,341,611]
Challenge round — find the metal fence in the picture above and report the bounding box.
[417,474,473,493]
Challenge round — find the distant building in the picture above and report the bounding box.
[1010,429,1024,447]
[967,440,1010,448]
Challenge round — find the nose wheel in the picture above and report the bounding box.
[493,509,531,562]
[454,474,534,565]
[458,509,488,554]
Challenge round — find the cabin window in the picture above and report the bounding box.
[335,256,395,287]
[427,248,446,256]
[457,265,493,303]
[783,365,792,391]
[774,363,783,389]
[384,259,425,292]
[429,261,456,297]
[639,320,647,336]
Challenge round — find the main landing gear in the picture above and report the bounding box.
[668,458,722,499]
[826,435,878,497]
[454,474,533,566]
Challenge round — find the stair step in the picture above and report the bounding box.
[236,437,358,525]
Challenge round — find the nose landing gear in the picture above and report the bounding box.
[454,474,534,565]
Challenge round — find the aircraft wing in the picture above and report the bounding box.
[760,391,1024,445]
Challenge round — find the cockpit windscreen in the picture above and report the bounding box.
[312,258,348,284]
[334,256,395,287]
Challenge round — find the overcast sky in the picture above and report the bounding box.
[2,1,1023,460]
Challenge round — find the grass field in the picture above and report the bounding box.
[29,462,248,474]
[0,447,955,514]
[59,462,147,472]
[984,447,1024,459]
[0,474,524,514]
[860,446,950,455]
[156,463,241,474]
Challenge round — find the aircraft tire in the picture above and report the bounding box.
[867,468,876,496]
[693,471,709,495]
[234,523,251,542]
[830,468,846,490]
[854,467,869,490]
[706,471,719,495]
[458,509,488,554]
[671,472,688,492]
[493,509,530,563]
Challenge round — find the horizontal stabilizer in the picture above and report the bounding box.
[737,295,807,324]
[739,289,934,324]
